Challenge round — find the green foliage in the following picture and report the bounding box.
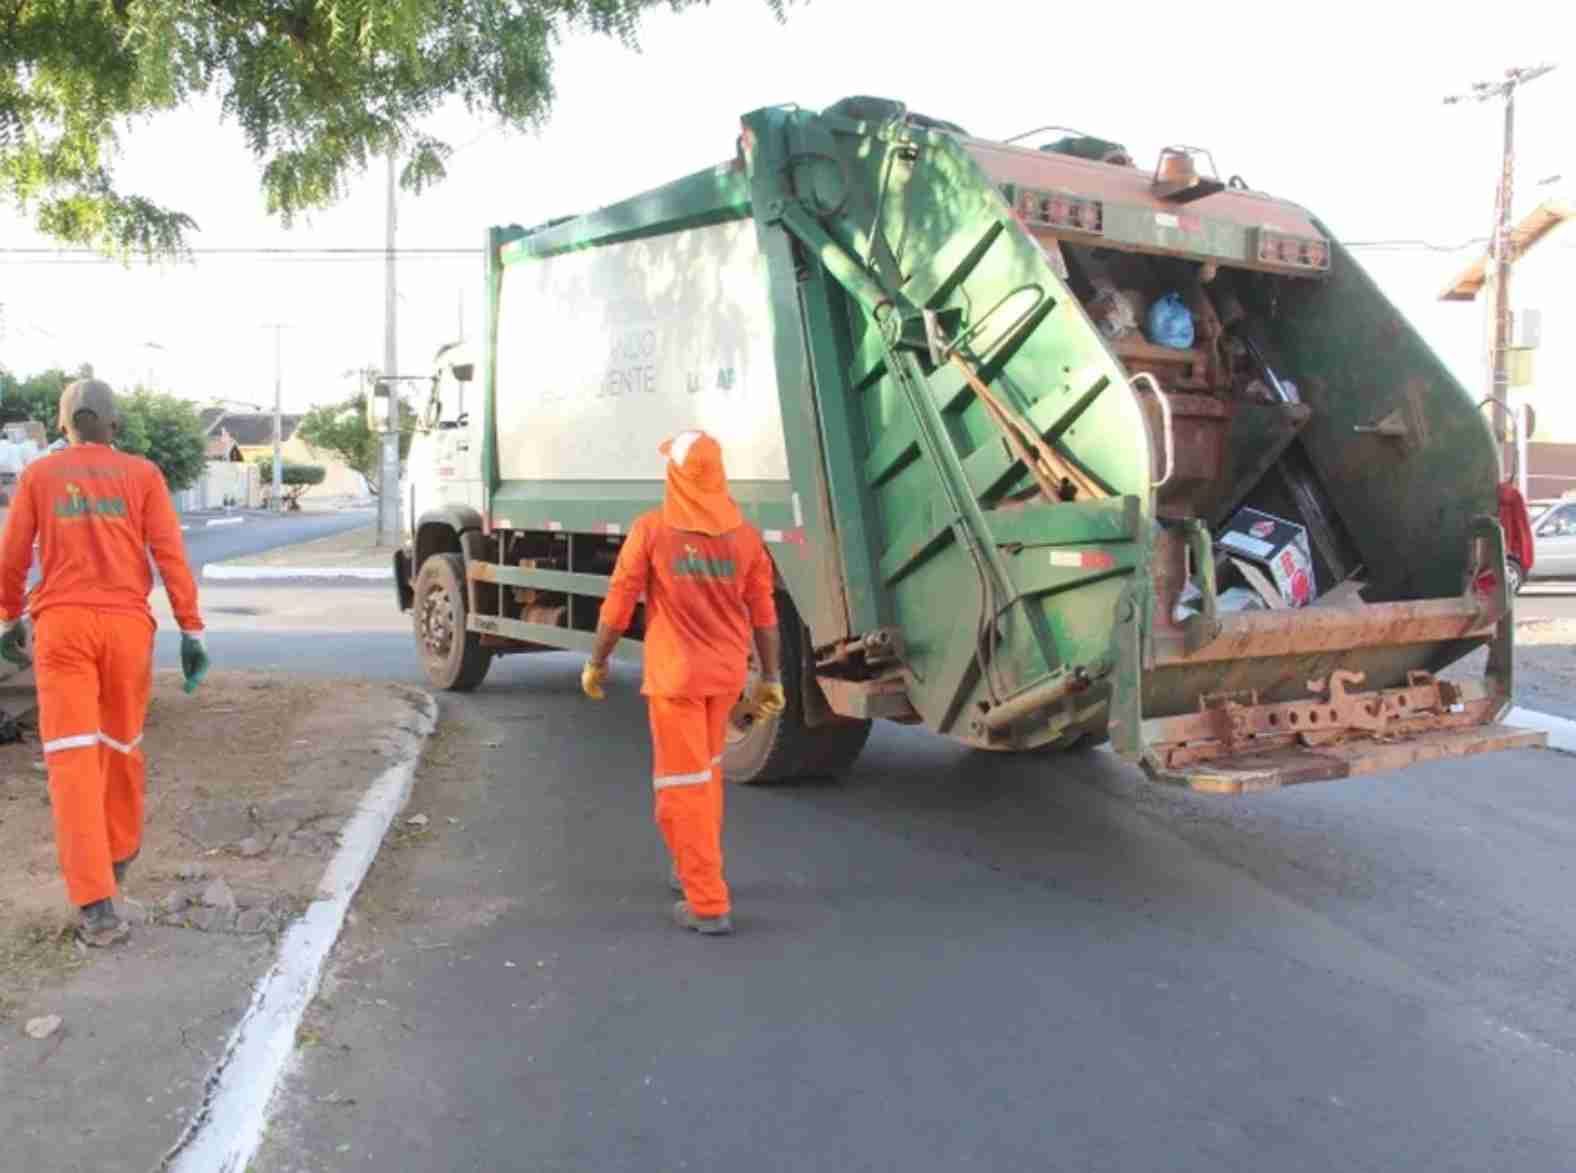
[116,389,209,491]
[0,365,91,440]
[253,458,327,487]
[1,0,790,256]
[296,390,414,494]
[254,457,327,505]
[0,368,207,489]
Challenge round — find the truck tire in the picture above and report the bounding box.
[413,553,493,692]
[723,593,872,785]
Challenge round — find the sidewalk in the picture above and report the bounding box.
[0,672,431,1173]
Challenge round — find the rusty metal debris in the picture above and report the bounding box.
[1146,670,1489,769]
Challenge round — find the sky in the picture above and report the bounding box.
[0,0,1570,414]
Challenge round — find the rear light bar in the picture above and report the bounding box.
[1255,227,1330,272]
[1011,185,1104,235]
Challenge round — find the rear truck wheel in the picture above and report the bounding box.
[413,552,493,692]
[723,593,872,785]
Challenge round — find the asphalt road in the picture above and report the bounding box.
[165,588,1576,1173]
[176,507,373,571]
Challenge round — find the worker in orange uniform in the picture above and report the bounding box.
[0,380,210,947]
[582,430,783,935]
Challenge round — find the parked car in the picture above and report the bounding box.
[1527,498,1576,582]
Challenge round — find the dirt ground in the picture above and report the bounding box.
[0,671,418,1022]
[210,523,387,571]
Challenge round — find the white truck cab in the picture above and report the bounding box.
[395,342,487,613]
[402,341,485,540]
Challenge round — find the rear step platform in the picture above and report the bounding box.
[1149,723,1547,795]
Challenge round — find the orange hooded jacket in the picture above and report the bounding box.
[600,431,775,698]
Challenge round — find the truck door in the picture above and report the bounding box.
[412,356,484,522]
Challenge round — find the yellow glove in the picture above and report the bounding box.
[752,679,786,719]
[581,661,608,701]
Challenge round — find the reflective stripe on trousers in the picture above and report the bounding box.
[651,756,723,790]
[34,607,156,907]
[43,731,144,756]
[648,698,732,918]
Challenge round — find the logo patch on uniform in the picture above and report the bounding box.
[54,480,127,520]
[672,543,734,580]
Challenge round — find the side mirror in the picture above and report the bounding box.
[451,362,475,384]
[367,380,400,434]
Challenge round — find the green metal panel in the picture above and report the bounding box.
[740,103,1156,748]
[1256,231,1500,601]
[470,613,643,661]
[485,480,796,534]
[484,154,836,634]
[501,163,751,263]
[482,224,527,508]
[740,220,852,640]
[470,564,613,598]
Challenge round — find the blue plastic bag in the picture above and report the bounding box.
[1145,292,1195,349]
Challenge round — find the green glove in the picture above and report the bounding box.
[180,633,210,694]
[0,622,28,670]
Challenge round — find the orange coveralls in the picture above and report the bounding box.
[0,444,203,907]
[599,450,776,919]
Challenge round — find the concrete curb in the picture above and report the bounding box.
[157,688,438,1173]
[202,564,393,582]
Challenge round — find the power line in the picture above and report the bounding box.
[0,256,477,267]
[1344,237,1489,252]
[0,245,479,255]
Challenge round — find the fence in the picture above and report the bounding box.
[172,462,263,512]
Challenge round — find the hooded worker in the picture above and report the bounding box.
[0,380,210,947]
[583,429,782,935]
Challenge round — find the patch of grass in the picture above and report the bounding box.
[0,912,86,1015]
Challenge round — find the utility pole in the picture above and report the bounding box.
[1446,63,1556,486]
[263,324,288,512]
[379,152,401,546]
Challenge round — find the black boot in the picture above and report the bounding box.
[77,898,130,948]
[672,900,733,936]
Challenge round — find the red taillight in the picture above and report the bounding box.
[1013,186,1104,235]
[1256,228,1330,272]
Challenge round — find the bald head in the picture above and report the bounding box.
[58,379,120,445]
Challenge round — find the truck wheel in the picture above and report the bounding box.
[723,593,872,785]
[413,553,492,692]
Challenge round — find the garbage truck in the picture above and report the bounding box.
[396,95,1543,793]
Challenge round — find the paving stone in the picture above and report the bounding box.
[200,877,236,911]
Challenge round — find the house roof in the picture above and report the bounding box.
[1440,199,1574,302]
[210,412,303,446]
[198,407,227,435]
